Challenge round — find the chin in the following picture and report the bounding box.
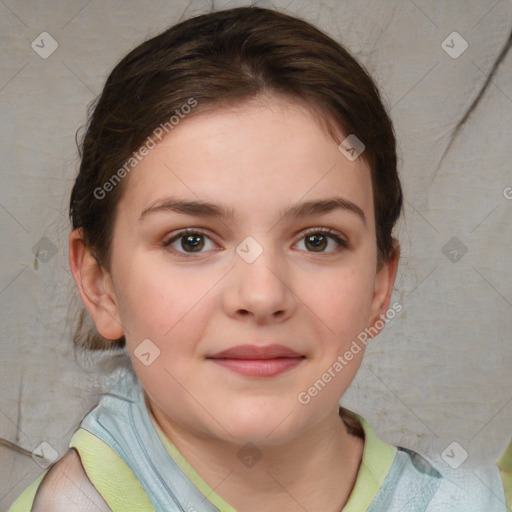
[209,401,309,447]
[218,423,299,447]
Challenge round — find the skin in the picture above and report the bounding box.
[70,94,400,512]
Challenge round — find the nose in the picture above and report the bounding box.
[222,242,298,325]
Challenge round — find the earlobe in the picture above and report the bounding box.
[68,229,124,341]
[367,242,400,338]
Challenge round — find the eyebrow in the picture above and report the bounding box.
[139,196,366,225]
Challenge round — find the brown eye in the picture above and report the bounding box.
[295,228,348,254]
[181,233,204,252]
[163,229,217,257]
[304,233,328,252]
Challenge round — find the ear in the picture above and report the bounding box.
[68,229,124,341]
[367,241,400,338]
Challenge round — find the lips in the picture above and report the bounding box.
[207,344,305,377]
[208,344,303,359]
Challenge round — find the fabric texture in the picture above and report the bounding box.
[68,428,154,511]
[498,439,512,511]
[7,472,47,512]
[8,368,511,511]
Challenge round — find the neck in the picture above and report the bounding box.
[147,399,364,512]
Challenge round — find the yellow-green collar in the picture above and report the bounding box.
[149,410,397,512]
[342,412,397,511]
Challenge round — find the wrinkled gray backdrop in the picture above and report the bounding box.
[1,0,512,509]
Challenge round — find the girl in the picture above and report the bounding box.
[9,5,511,512]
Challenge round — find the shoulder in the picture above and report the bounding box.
[349,412,509,510]
[379,445,508,511]
[498,439,512,510]
[31,448,111,512]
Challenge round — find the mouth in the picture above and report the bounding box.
[206,344,305,378]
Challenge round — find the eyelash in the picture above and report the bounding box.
[162,227,349,258]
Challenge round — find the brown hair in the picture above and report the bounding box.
[70,6,402,353]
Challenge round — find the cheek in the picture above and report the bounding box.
[306,263,376,337]
[113,253,215,348]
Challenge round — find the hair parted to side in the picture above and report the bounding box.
[69,6,403,355]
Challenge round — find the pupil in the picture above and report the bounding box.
[306,234,326,252]
[182,234,203,252]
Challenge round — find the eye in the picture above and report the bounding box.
[163,229,217,257]
[162,227,349,258]
[294,228,348,254]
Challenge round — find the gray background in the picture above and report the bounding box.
[1,0,512,509]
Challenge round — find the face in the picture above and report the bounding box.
[94,96,394,445]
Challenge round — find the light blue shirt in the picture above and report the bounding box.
[76,368,508,512]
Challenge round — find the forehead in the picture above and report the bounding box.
[117,96,375,228]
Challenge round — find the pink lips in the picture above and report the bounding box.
[207,344,305,377]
